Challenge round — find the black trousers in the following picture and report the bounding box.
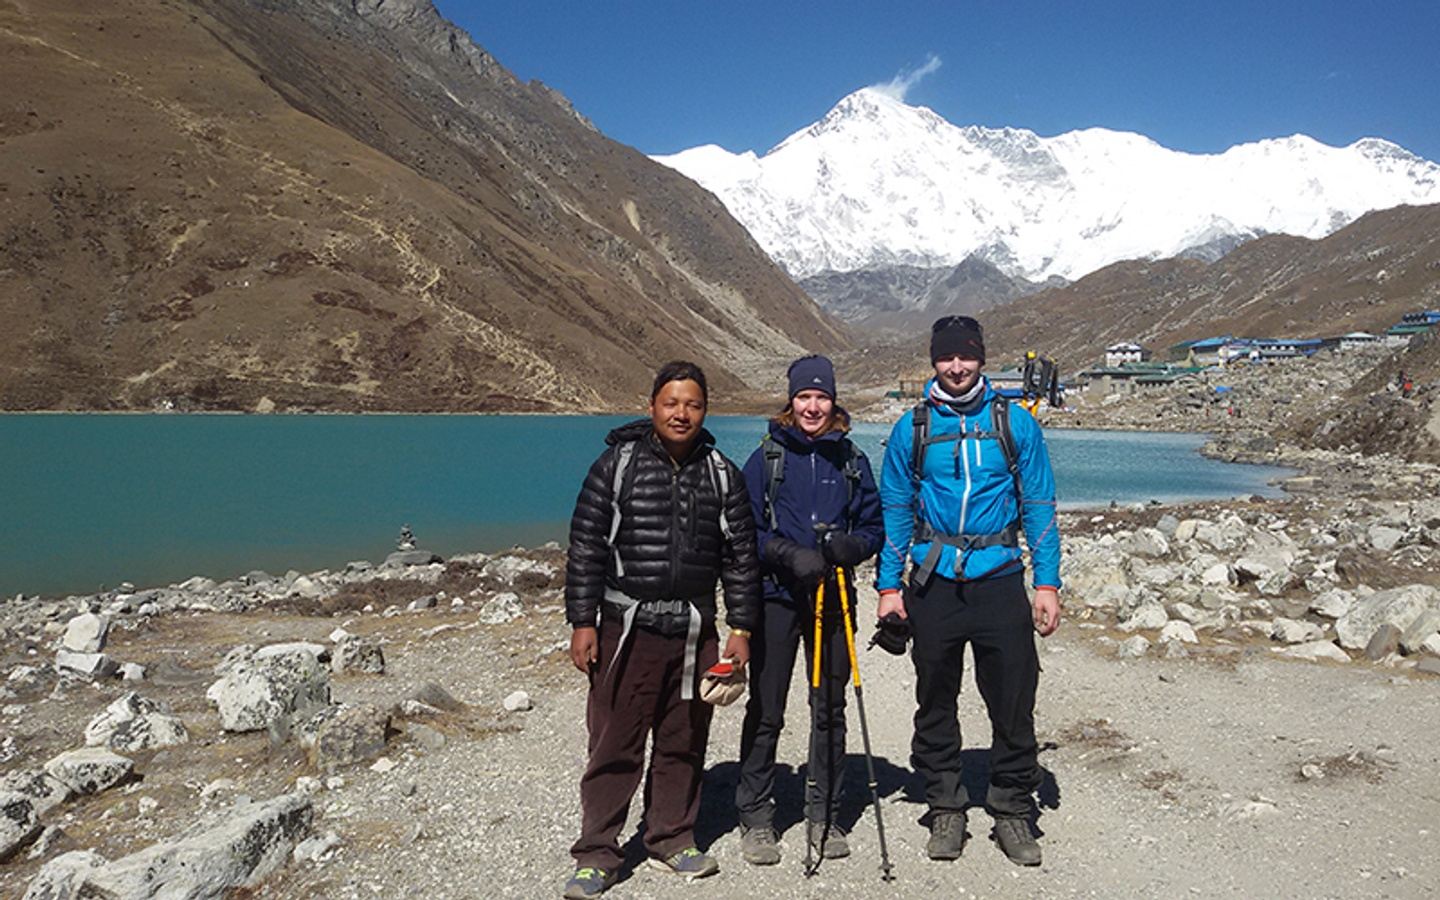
[907,570,1040,818]
[735,591,851,829]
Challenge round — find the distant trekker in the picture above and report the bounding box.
[876,315,1063,866]
[562,361,760,899]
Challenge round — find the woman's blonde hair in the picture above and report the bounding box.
[772,403,851,436]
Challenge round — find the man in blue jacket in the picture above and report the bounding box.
[876,316,1062,866]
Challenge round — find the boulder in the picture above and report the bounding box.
[0,770,72,818]
[26,794,312,899]
[1310,589,1356,620]
[1399,608,1440,655]
[206,644,331,732]
[1367,524,1406,552]
[60,614,110,654]
[1233,555,1293,597]
[301,704,391,773]
[54,651,119,680]
[1118,603,1169,632]
[1271,618,1325,645]
[481,556,557,590]
[44,748,133,796]
[1282,641,1351,663]
[1156,514,1181,537]
[1131,563,1181,589]
[1173,519,1205,544]
[1158,621,1198,644]
[478,593,524,625]
[502,690,532,712]
[1422,634,1440,657]
[1125,528,1171,559]
[1116,636,1150,659]
[83,692,189,752]
[1364,624,1402,662]
[1,792,41,862]
[1200,562,1234,588]
[331,636,385,675]
[1335,584,1437,650]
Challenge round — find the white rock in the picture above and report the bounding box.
[1422,634,1440,657]
[1200,563,1233,587]
[1159,621,1198,644]
[1271,618,1325,645]
[137,796,158,817]
[120,663,146,682]
[502,690,532,712]
[44,748,133,796]
[0,770,72,818]
[54,651,119,680]
[1282,641,1352,663]
[1173,519,1203,543]
[1335,585,1437,650]
[28,793,313,898]
[293,831,342,864]
[478,593,524,625]
[1368,524,1406,552]
[293,776,322,796]
[1,791,41,862]
[1119,604,1169,632]
[83,692,189,752]
[1310,589,1356,620]
[206,644,331,732]
[20,849,106,898]
[289,575,325,599]
[1126,528,1170,559]
[61,614,110,654]
[369,757,396,774]
[332,636,385,675]
[1399,608,1440,655]
[1116,636,1150,659]
[328,628,351,644]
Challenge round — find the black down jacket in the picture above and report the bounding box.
[565,419,761,633]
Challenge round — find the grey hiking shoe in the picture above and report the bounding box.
[647,847,719,880]
[740,826,781,865]
[806,821,851,859]
[562,866,616,899]
[993,817,1042,866]
[926,811,967,860]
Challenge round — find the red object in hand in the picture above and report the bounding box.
[706,659,736,679]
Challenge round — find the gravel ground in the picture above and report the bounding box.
[244,586,1439,899]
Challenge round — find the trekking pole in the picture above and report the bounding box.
[803,578,825,878]
[836,566,895,881]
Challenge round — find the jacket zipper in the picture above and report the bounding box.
[669,463,681,598]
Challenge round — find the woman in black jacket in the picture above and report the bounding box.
[734,355,884,866]
[562,361,760,900]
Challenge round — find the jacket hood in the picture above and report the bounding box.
[605,417,716,451]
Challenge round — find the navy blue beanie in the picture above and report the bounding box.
[787,355,837,400]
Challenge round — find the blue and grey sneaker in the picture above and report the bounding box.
[647,846,720,880]
[562,866,616,899]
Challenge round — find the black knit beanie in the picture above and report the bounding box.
[930,316,986,364]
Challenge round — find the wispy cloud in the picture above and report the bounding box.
[870,54,943,101]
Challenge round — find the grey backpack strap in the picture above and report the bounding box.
[608,442,637,577]
[708,453,734,543]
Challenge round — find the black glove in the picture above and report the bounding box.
[868,612,912,655]
[763,537,827,586]
[820,531,870,568]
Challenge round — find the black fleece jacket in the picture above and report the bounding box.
[564,419,762,632]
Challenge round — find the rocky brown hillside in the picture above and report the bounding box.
[0,0,845,412]
[976,203,1440,368]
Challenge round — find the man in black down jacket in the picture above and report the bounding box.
[563,361,761,898]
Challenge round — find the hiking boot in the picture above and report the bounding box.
[992,817,1042,866]
[740,826,781,866]
[806,821,851,859]
[562,866,615,900]
[647,847,719,880]
[925,811,967,860]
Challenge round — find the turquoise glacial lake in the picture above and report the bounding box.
[0,415,1293,598]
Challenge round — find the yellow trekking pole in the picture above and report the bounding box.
[811,580,825,689]
[836,567,895,881]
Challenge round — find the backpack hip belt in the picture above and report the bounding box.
[911,520,1020,587]
[602,587,708,701]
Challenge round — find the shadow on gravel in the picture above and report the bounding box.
[894,748,1063,833]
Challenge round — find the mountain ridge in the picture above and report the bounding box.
[655,88,1440,285]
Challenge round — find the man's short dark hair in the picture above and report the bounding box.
[651,360,709,403]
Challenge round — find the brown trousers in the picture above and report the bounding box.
[571,617,719,869]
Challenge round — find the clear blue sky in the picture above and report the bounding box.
[434,1,1440,161]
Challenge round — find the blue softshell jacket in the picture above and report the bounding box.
[742,421,885,603]
[877,378,1062,593]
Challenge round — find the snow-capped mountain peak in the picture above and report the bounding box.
[653,91,1440,282]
